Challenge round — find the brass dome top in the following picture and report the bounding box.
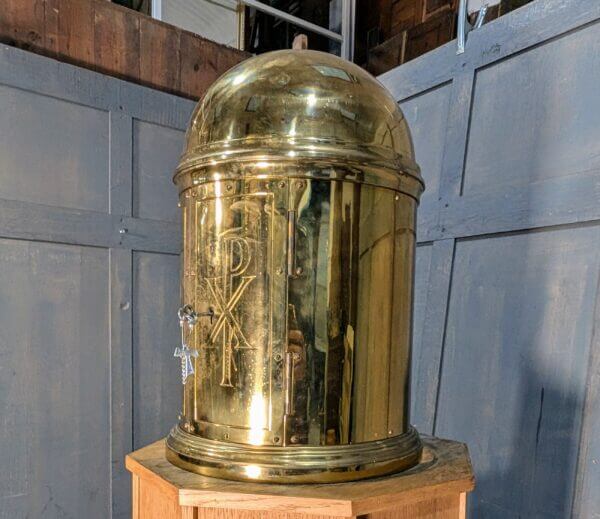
[175,50,423,197]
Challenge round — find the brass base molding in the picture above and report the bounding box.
[166,425,422,483]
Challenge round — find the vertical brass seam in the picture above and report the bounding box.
[347,181,361,441]
[386,196,398,436]
[182,200,187,419]
[286,209,296,276]
[284,351,295,415]
[266,193,275,431]
[283,182,292,446]
[192,195,200,423]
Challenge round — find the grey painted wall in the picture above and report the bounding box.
[380,0,600,517]
[1,0,599,516]
[0,44,194,518]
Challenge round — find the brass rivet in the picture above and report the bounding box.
[274,353,282,362]
[395,194,400,201]
[278,181,286,188]
[290,435,299,444]
[177,202,182,208]
[226,183,233,191]
[388,430,393,435]
[295,180,304,188]
[276,267,284,275]
[273,436,281,444]
[295,266,303,275]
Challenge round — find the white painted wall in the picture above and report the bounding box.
[161,0,238,48]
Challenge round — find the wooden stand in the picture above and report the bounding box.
[126,437,474,519]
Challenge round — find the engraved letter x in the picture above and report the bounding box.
[206,276,255,348]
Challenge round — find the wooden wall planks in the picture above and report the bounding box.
[380,0,600,517]
[0,43,195,518]
[139,17,181,93]
[0,239,111,518]
[0,0,46,55]
[132,251,181,450]
[0,0,248,100]
[94,0,141,83]
[0,0,598,517]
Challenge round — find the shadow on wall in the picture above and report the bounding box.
[473,367,581,518]
[432,222,599,518]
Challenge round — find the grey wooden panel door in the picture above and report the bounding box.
[0,44,194,518]
[380,1,600,517]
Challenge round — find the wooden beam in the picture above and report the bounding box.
[0,0,249,99]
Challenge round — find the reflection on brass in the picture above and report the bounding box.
[166,49,425,483]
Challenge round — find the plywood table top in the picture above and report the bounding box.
[126,436,474,517]
[126,437,474,517]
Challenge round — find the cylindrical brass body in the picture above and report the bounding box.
[167,50,424,483]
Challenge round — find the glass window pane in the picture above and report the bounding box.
[162,0,238,47]
[248,0,342,31]
[244,7,341,56]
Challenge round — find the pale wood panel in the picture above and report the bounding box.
[458,493,466,519]
[366,494,459,519]
[0,239,110,518]
[132,474,140,519]
[139,477,183,519]
[182,507,199,519]
[126,437,474,517]
[0,83,109,212]
[196,510,335,519]
[134,485,463,519]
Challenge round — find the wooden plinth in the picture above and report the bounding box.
[125,436,474,519]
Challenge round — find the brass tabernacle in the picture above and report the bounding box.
[166,49,425,483]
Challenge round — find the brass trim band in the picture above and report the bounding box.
[166,425,423,483]
[174,162,424,201]
[176,138,420,175]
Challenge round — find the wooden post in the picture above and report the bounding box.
[293,34,308,50]
[126,437,474,519]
